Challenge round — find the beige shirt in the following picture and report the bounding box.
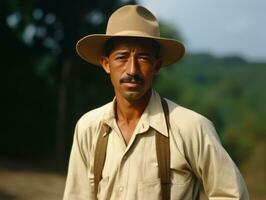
[63,90,249,200]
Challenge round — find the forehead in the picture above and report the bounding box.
[106,37,158,55]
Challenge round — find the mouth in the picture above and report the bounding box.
[122,79,143,84]
[122,81,143,88]
[120,75,144,89]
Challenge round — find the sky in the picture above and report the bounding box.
[139,0,266,62]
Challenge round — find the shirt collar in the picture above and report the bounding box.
[101,97,116,136]
[101,90,169,137]
[144,90,168,137]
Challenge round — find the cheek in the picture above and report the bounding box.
[109,69,122,86]
[143,68,156,80]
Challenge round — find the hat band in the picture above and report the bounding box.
[108,30,160,37]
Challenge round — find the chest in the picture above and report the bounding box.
[90,128,196,199]
[99,128,192,186]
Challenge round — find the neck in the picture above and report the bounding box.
[115,90,151,123]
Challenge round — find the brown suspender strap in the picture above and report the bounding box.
[156,97,171,200]
[94,126,110,200]
[93,98,170,200]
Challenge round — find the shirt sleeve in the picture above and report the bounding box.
[185,118,249,199]
[63,123,95,200]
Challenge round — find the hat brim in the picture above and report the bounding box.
[76,34,185,67]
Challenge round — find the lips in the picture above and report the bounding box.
[120,75,144,89]
[122,81,143,89]
[122,80,143,84]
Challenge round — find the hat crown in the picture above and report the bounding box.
[106,5,160,37]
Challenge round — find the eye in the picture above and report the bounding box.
[138,56,152,63]
[114,54,128,61]
[117,56,126,60]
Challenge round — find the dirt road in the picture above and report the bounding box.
[0,161,66,200]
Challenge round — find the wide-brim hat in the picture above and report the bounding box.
[76,5,185,67]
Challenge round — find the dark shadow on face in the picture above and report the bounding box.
[103,36,160,59]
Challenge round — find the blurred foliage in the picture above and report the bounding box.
[159,21,183,41]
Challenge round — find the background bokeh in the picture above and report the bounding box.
[0,0,265,199]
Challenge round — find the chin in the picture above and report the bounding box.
[123,91,143,101]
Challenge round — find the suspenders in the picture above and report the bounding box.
[94,98,170,200]
[94,125,110,200]
[156,98,171,200]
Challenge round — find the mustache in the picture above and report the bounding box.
[120,74,144,84]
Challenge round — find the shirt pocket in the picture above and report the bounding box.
[138,178,162,200]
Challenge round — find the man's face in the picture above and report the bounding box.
[100,38,162,102]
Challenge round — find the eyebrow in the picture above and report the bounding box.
[114,50,129,54]
[113,50,155,57]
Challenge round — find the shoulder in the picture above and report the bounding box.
[165,99,220,142]
[75,101,112,137]
[166,99,211,126]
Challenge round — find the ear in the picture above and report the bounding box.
[100,56,110,74]
[154,58,162,74]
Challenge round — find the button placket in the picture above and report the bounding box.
[115,151,130,199]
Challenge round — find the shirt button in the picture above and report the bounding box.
[119,186,124,192]
[152,162,158,167]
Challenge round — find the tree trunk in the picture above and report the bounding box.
[55,58,72,164]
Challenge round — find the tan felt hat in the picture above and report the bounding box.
[76,5,185,67]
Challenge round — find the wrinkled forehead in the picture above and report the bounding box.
[103,37,160,57]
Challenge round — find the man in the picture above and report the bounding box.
[63,5,249,200]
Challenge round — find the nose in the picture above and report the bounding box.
[126,56,139,76]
